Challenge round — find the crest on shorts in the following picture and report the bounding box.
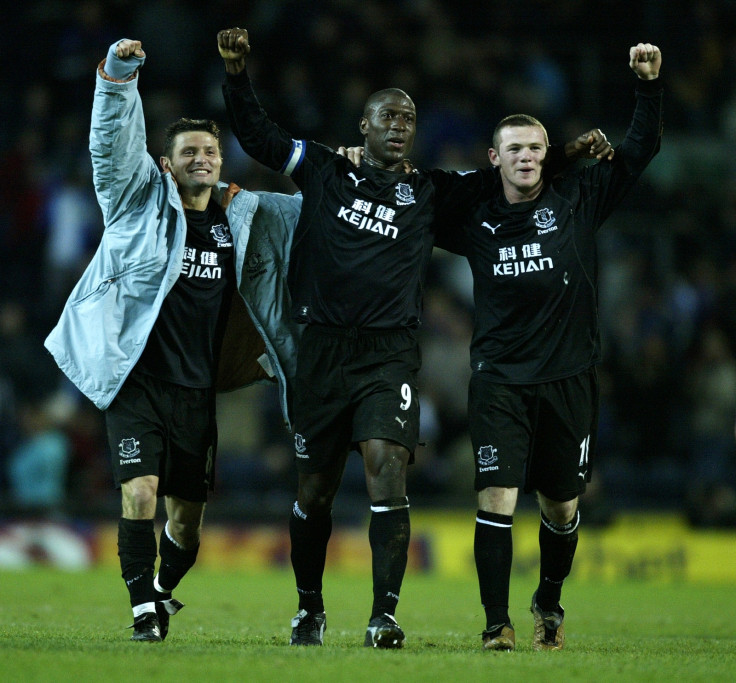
[119,437,141,459]
[294,433,309,459]
[477,444,498,467]
[395,183,416,205]
[210,223,233,247]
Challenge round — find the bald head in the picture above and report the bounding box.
[363,88,415,118]
[359,88,417,170]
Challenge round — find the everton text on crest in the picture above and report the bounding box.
[118,437,141,464]
[395,182,416,205]
[210,223,233,247]
[534,207,558,234]
[477,444,499,472]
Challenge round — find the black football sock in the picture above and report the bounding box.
[118,518,157,609]
[155,521,199,596]
[369,497,410,619]
[474,510,513,630]
[536,509,579,611]
[290,501,332,613]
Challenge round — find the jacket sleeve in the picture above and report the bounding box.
[90,66,159,227]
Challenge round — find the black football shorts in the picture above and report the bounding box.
[105,370,217,502]
[468,367,599,501]
[291,325,421,474]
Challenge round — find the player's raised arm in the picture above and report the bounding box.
[217,27,250,75]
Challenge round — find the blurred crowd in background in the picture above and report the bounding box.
[2,0,736,527]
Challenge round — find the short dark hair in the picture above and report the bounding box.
[163,118,223,158]
[492,114,548,149]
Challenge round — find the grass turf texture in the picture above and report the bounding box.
[2,567,734,682]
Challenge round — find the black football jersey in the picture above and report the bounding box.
[223,71,493,329]
[282,144,486,328]
[464,190,600,383]
[136,200,236,387]
[443,79,664,384]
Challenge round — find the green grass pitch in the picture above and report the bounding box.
[2,567,735,682]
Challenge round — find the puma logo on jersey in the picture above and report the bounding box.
[348,172,366,187]
[482,222,501,234]
[395,417,407,429]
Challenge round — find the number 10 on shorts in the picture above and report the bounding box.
[578,434,590,478]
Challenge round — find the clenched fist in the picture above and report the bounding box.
[218,28,249,58]
[629,43,661,80]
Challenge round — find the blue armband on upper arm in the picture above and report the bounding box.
[279,140,306,177]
